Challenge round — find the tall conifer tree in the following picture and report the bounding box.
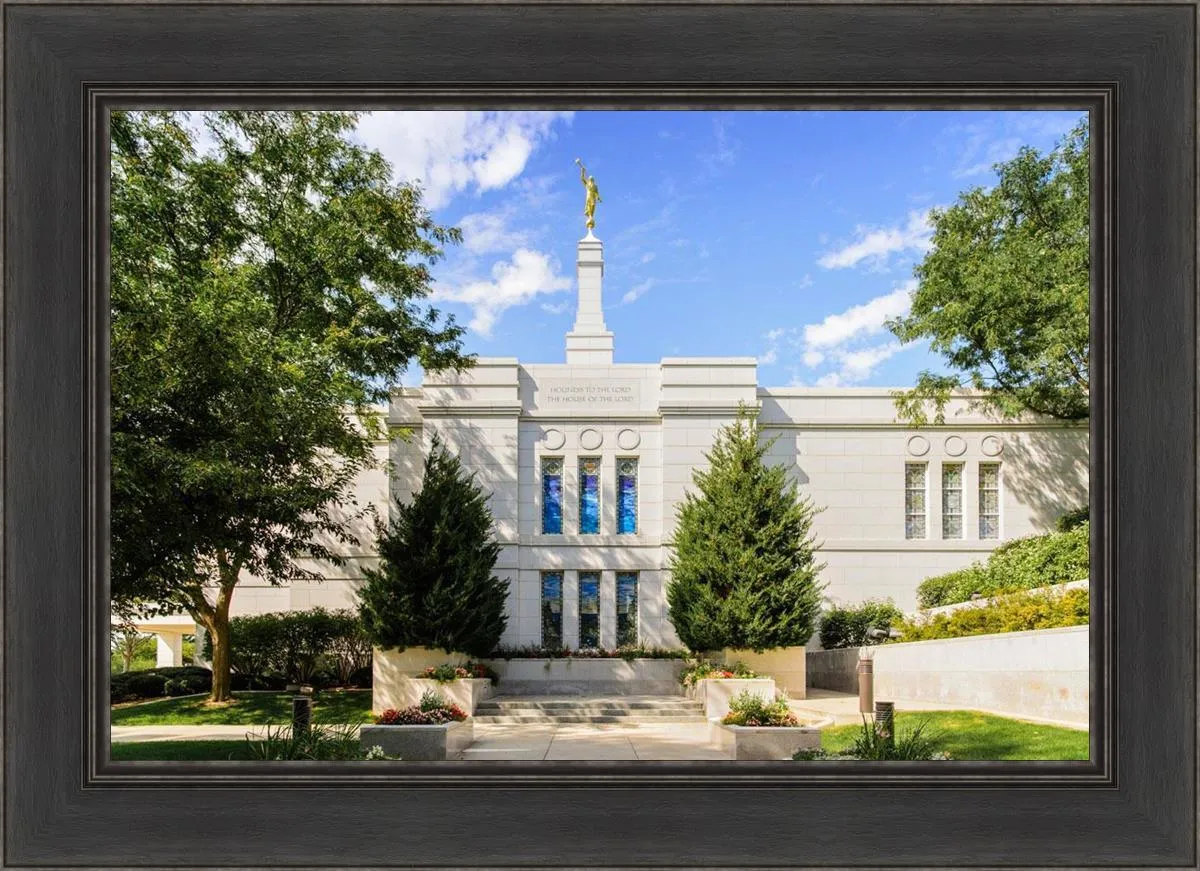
[358,436,509,657]
[667,408,826,652]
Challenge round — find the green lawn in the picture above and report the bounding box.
[112,740,256,761]
[110,690,373,726]
[821,711,1089,760]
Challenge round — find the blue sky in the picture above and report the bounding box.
[348,109,1086,388]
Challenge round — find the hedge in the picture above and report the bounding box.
[818,600,905,649]
[916,521,1089,608]
[894,586,1089,641]
[110,665,213,703]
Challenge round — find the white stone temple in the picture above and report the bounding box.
[134,225,1090,664]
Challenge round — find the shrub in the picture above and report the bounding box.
[358,435,509,658]
[110,666,213,703]
[721,690,799,727]
[667,407,826,652]
[916,522,1089,608]
[679,659,758,689]
[326,610,373,686]
[818,600,905,649]
[848,715,950,761]
[275,608,339,684]
[895,586,1089,641]
[245,722,367,761]
[1057,505,1089,532]
[374,691,468,725]
[420,662,500,685]
[489,645,688,660]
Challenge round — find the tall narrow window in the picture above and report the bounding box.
[616,572,639,648]
[541,571,563,648]
[905,463,927,540]
[979,463,1002,539]
[578,457,601,534]
[578,571,600,649]
[941,463,964,539]
[541,457,563,534]
[617,458,639,534]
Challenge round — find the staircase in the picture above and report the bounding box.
[473,695,706,725]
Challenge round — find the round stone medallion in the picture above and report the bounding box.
[542,428,566,451]
[906,435,931,457]
[617,428,641,450]
[579,428,604,451]
[944,435,967,457]
[981,435,1005,457]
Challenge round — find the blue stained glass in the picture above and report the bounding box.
[579,458,600,534]
[617,459,638,534]
[578,572,600,648]
[541,572,563,647]
[616,572,638,647]
[542,459,562,534]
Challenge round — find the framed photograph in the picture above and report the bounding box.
[4,1,1195,868]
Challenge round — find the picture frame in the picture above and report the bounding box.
[4,1,1195,867]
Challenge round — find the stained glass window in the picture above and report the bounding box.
[979,463,1001,539]
[579,457,600,534]
[905,463,927,540]
[616,572,639,648]
[617,458,638,534]
[578,571,600,649]
[541,572,563,648]
[941,463,963,539]
[541,457,563,534]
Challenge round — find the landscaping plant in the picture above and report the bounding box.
[245,721,367,761]
[916,520,1089,608]
[678,659,758,690]
[374,690,469,725]
[818,599,905,649]
[358,435,509,658]
[420,662,500,685]
[721,690,799,727]
[667,406,826,652]
[895,586,1088,641]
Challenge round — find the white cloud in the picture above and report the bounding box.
[433,249,571,337]
[353,111,573,209]
[946,113,1083,180]
[758,282,915,385]
[797,273,814,290]
[803,283,914,349]
[817,211,933,270]
[457,210,532,255]
[541,300,572,315]
[622,279,656,305]
[641,252,656,264]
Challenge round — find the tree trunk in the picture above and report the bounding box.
[122,648,133,673]
[208,617,233,702]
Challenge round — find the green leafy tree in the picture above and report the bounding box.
[889,121,1089,424]
[666,408,826,652]
[110,111,471,700]
[358,436,509,657]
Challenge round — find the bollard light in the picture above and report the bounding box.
[856,645,875,714]
[292,695,313,735]
[874,700,895,749]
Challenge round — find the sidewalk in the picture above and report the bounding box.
[112,724,293,743]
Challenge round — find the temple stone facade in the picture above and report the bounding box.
[135,229,1090,660]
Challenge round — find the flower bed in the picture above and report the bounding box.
[420,661,499,685]
[711,691,826,760]
[358,692,474,760]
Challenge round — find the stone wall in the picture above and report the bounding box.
[807,626,1088,727]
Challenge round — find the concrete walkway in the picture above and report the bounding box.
[790,689,1088,729]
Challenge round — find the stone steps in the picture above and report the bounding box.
[473,695,706,725]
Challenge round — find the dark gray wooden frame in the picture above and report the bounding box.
[3,1,1195,867]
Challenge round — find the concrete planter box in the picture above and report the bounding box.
[372,646,471,713]
[723,647,807,699]
[689,678,777,719]
[481,658,685,696]
[373,677,493,715]
[712,721,823,760]
[359,719,474,761]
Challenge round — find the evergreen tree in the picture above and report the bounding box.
[358,436,508,657]
[666,408,826,652]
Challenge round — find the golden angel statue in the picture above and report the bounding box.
[575,158,601,231]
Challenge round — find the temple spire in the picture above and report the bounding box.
[565,232,614,365]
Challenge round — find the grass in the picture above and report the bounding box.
[111,740,256,761]
[110,690,372,726]
[820,711,1089,760]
